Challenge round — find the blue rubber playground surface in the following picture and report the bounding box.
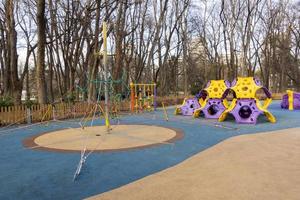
[0,101,300,200]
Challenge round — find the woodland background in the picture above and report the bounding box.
[0,0,299,105]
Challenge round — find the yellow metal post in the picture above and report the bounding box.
[103,22,110,131]
[287,90,294,110]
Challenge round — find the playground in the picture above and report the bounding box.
[0,0,299,199]
[0,25,299,199]
[0,99,300,199]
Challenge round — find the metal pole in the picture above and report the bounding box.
[130,82,135,112]
[103,22,110,132]
[26,108,31,124]
[154,83,157,111]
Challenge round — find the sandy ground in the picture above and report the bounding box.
[88,127,300,200]
[33,125,177,151]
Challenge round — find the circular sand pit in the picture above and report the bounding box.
[23,125,183,153]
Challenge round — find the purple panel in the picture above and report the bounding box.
[201,99,227,119]
[196,90,208,101]
[205,81,211,89]
[281,94,289,109]
[222,88,231,99]
[230,99,263,124]
[294,93,300,109]
[231,79,237,87]
[254,77,262,86]
[224,80,231,88]
[261,87,272,98]
[179,98,201,116]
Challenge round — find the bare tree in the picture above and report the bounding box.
[36,0,48,103]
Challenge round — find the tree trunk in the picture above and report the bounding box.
[87,0,101,103]
[36,0,48,104]
[113,1,127,88]
[6,0,22,104]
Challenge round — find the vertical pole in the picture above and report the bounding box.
[151,84,154,110]
[103,22,110,131]
[135,84,138,113]
[52,105,56,121]
[154,83,157,111]
[130,83,135,112]
[26,107,31,124]
[143,84,146,109]
[138,85,141,111]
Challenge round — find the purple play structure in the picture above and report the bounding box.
[193,80,231,119]
[281,91,300,110]
[219,77,276,124]
[175,97,201,116]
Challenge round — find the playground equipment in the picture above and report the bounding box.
[74,21,123,181]
[174,97,201,116]
[281,90,300,110]
[130,83,156,112]
[85,69,129,116]
[219,77,276,124]
[193,80,230,119]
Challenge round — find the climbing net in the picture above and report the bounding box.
[76,69,130,115]
[73,69,130,180]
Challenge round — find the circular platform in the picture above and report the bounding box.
[23,125,183,153]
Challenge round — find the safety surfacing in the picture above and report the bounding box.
[24,125,182,152]
[0,101,300,200]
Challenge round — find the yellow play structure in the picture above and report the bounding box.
[130,83,156,112]
[193,80,230,119]
[219,77,276,124]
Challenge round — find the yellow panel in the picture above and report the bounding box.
[262,98,272,109]
[204,80,228,98]
[218,99,237,122]
[255,99,276,123]
[193,99,208,118]
[193,108,201,118]
[174,107,181,115]
[287,90,294,110]
[174,98,187,115]
[264,111,276,123]
[231,77,261,98]
[181,98,187,106]
[199,98,206,107]
[223,99,229,108]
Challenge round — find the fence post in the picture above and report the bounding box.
[52,104,56,121]
[26,108,31,124]
[154,83,157,111]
